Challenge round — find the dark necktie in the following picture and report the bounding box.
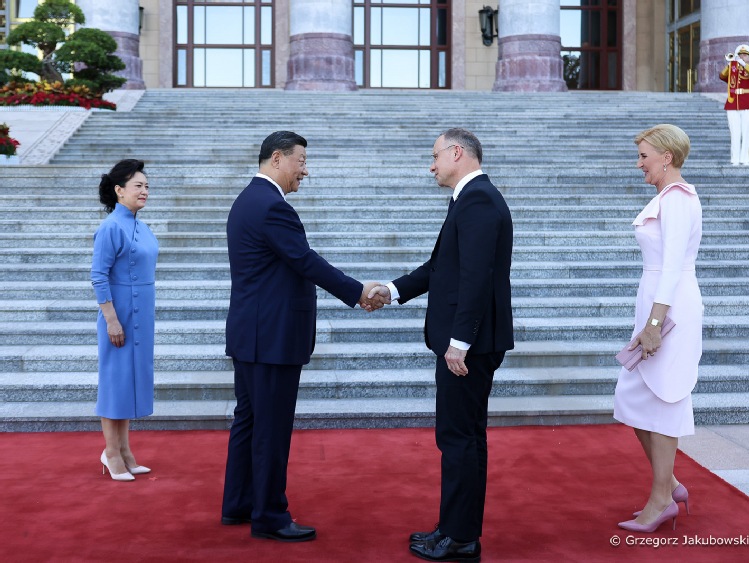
[448,197,455,214]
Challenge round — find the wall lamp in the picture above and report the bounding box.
[478,6,498,47]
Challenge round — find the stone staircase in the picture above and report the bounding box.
[1,89,748,431]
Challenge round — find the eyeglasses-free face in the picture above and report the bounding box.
[116,172,149,214]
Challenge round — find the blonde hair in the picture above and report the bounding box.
[634,124,690,168]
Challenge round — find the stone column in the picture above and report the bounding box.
[77,0,145,90]
[285,0,357,91]
[698,0,749,92]
[493,0,566,92]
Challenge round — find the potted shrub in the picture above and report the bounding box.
[0,123,21,164]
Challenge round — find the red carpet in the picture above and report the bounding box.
[1,425,748,562]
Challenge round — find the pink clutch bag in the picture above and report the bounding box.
[616,316,676,371]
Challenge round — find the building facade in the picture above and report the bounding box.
[2,0,748,92]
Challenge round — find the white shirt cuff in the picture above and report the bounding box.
[386,282,400,302]
[450,339,471,351]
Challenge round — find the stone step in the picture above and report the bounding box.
[6,182,748,196]
[69,118,724,129]
[3,245,748,264]
[51,145,729,155]
[1,365,746,403]
[1,340,747,374]
[3,167,744,184]
[2,193,745,207]
[53,149,729,160]
[4,175,747,194]
[0,315,747,345]
[0,205,741,221]
[0,294,747,320]
[2,217,747,233]
[0,230,745,249]
[0,261,745,282]
[0,278,744,301]
[4,160,738,173]
[2,162,738,174]
[1,390,746,431]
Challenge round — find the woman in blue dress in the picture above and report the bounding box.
[91,159,159,481]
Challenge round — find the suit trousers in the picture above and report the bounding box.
[727,109,749,165]
[435,351,505,542]
[221,360,302,533]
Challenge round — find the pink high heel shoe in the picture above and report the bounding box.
[619,501,678,533]
[633,483,689,516]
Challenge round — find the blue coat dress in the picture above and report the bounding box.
[91,203,159,419]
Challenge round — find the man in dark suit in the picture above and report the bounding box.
[221,131,381,542]
[370,128,514,561]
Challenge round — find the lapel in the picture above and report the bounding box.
[429,174,487,261]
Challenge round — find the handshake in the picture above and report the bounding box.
[358,281,393,312]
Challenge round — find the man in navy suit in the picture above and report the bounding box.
[221,131,381,542]
[370,128,514,561]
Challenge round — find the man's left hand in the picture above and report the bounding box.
[445,346,468,376]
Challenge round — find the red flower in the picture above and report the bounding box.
[0,82,116,110]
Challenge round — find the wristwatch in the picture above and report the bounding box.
[649,318,662,327]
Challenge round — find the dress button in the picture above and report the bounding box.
[130,261,135,266]
[134,307,140,313]
[131,248,136,253]
[133,292,139,297]
[135,341,140,346]
[134,324,139,329]
[132,275,138,280]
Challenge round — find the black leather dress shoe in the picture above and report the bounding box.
[251,522,316,542]
[221,516,252,525]
[409,524,444,543]
[409,536,481,562]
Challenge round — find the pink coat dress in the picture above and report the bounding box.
[613,182,703,437]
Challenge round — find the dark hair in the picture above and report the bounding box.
[442,128,483,164]
[258,131,307,166]
[99,159,146,213]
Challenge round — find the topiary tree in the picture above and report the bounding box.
[0,50,43,85]
[2,0,126,94]
[5,0,85,83]
[55,28,126,94]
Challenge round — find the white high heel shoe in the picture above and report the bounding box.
[101,451,135,481]
[127,464,151,475]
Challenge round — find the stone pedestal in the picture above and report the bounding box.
[698,36,748,93]
[286,33,356,91]
[76,0,145,90]
[492,0,566,92]
[697,0,749,92]
[285,0,356,91]
[494,35,567,92]
[0,155,20,165]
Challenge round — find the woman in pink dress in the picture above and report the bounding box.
[614,124,703,533]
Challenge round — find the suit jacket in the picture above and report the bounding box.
[225,177,363,365]
[392,174,514,356]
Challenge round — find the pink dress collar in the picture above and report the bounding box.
[632,182,697,226]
